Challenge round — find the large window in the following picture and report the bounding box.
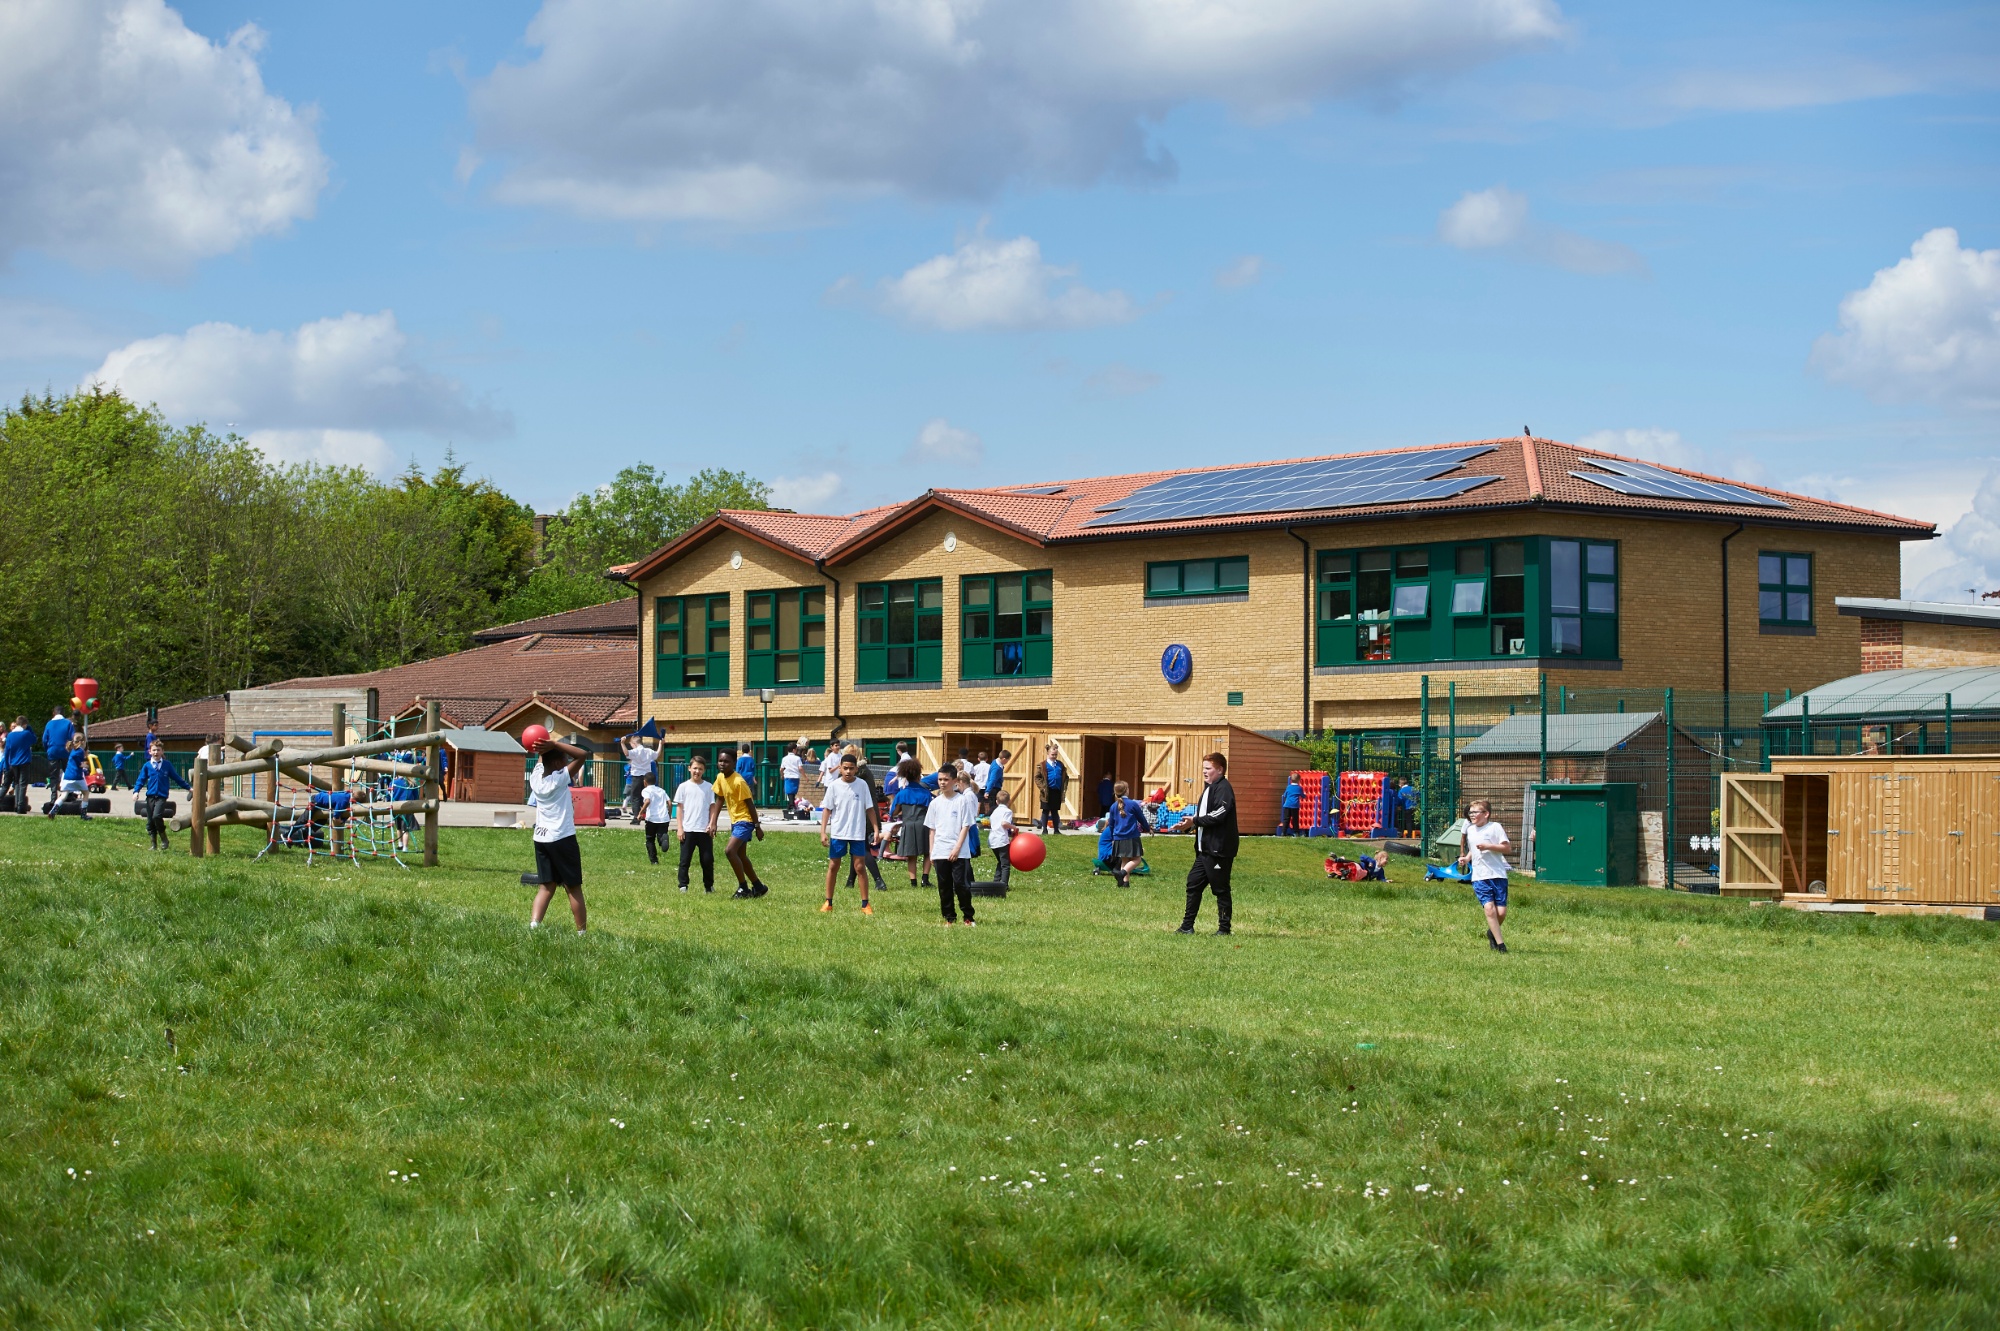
[1548,540,1618,656]
[963,571,1054,678]
[1759,552,1812,627]
[745,587,826,688]
[858,578,943,683]
[1145,556,1249,598]
[1315,537,1615,665]
[655,594,730,691]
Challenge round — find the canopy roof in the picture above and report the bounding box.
[1458,712,1660,757]
[1763,667,2000,722]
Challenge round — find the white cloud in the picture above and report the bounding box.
[769,471,845,510]
[881,234,1136,332]
[0,0,325,272]
[469,0,1564,222]
[1438,185,1646,276]
[904,418,984,468]
[243,429,395,475]
[1914,471,2000,601]
[88,311,508,457]
[1812,228,2000,410]
[1215,255,1264,289]
[1085,363,1162,397]
[1575,428,1770,484]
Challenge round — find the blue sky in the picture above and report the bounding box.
[4,0,1996,594]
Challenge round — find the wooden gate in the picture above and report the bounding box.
[1143,736,1177,803]
[1720,773,1783,897]
[1048,734,1082,822]
[999,731,1033,814]
[1906,771,1981,903]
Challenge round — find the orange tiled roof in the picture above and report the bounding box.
[473,597,637,643]
[620,437,1934,577]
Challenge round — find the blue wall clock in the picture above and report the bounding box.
[1161,643,1192,686]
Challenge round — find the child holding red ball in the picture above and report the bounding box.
[521,725,590,933]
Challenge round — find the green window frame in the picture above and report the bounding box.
[962,570,1054,679]
[745,586,826,689]
[1547,540,1618,657]
[1759,551,1812,626]
[857,578,943,684]
[655,594,730,692]
[1145,556,1250,598]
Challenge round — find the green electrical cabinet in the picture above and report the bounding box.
[1531,782,1639,886]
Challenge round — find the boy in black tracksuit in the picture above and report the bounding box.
[1178,751,1239,936]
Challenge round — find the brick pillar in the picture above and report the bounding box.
[1859,617,1903,672]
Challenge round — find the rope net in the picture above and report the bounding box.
[255,715,423,869]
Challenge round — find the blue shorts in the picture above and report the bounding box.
[1473,878,1508,907]
[827,838,869,860]
[783,778,800,799]
[729,820,755,843]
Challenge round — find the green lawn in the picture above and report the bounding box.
[3,816,1996,1329]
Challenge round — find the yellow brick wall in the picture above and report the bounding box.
[634,508,1907,742]
[1903,621,2000,669]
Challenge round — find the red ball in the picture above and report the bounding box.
[1008,830,1046,872]
[521,724,550,752]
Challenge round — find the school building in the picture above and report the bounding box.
[618,435,1932,828]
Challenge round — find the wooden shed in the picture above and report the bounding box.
[923,718,1305,834]
[1722,754,2000,908]
[1456,712,1711,871]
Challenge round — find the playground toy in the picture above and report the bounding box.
[1325,853,1386,882]
[1008,830,1046,872]
[173,700,447,867]
[521,723,551,752]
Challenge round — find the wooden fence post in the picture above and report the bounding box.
[205,742,222,855]
[423,700,441,867]
[190,746,208,857]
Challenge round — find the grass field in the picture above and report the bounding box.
[3,815,1996,1329]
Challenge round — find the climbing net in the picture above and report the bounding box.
[255,718,425,868]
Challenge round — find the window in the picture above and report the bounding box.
[745,587,826,688]
[962,570,1054,678]
[655,594,729,691]
[1759,552,1812,625]
[1549,540,1617,656]
[857,578,943,683]
[1145,556,1249,598]
[1490,541,1526,656]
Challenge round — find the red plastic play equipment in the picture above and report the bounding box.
[1337,770,1387,836]
[1008,830,1047,872]
[71,678,100,714]
[521,724,551,752]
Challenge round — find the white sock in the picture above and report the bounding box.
[528,920,541,928]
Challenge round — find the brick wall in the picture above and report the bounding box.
[634,509,1904,742]
[1859,617,1904,672]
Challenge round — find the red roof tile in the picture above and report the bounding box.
[473,597,637,643]
[620,437,1934,577]
[89,696,227,745]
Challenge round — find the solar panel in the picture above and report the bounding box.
[1569,457,1787,509]
[1085,446,1504,527]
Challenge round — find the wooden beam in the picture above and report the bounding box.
[330,702,347,860]
[282,730,446,767]
[189,746,208,857]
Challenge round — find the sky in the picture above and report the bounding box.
[3,0,1997,596]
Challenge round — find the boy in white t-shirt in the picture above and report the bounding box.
[638,773,673,866]
[779,745,805,818]
[1456,798,1514,953]
[819,751,880,914]
[524,735,589,932]
[621,735,657,821]
[673,754,718,892]
[923,766,978,926]
[974,795,1017,893]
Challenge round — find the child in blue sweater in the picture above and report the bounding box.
[134,741,190,849]
[46,737,93,820]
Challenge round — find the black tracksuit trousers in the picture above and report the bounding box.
[677,831,715,889]
[1182,853,1234,932]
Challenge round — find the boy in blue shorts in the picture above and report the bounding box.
[1456,798,1513,952]
[714,746,768,899]
[819,751,879,914]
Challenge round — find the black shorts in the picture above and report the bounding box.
[533,834,584,888]
[1112,837,1142,860]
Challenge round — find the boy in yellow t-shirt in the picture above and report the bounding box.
[713,745,768,899]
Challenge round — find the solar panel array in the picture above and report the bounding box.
[1569,457,1788,508]
[1084,446,1504,527]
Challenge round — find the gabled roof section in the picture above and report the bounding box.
[622,505,903,581]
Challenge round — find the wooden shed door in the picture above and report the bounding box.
[1906,771,1979,903]
[1143,737,1177,802]
[1720,774,1783,894]
[1842,772,1908,898]
[1181,733,1224,804]
[1048,734,1082,821]
[916,734,942,774]
[1824,772,1867,900]
[1000,731,1032,811]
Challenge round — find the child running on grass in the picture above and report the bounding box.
[1106,781,1149,887]
[523,734,590,933]
[46,736,92,819]
[1456,798,1513,953]
[674,754,717,892]
[134,740,189,850]
[924,766,977,926]
[714,746,769,899]
[638,774,673,867]
[820,751,879,914]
